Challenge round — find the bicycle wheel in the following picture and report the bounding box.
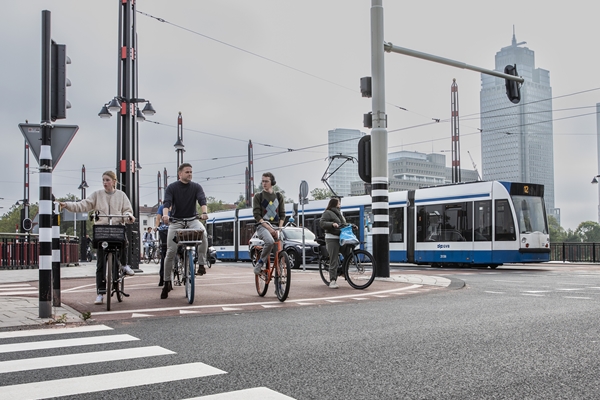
[153,248,159,264]
[185,249,195,304]
[105,252,113,311]
[254,252,269,297]
[318,256,331,286]
[275,252,291,302]
[145,248,150,264]
[115,256,124,303]
[344,249,376,290]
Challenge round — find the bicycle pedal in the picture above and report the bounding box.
[122,292,130,297]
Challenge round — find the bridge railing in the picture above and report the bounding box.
[550,243,600,263]
[0,233,80,270]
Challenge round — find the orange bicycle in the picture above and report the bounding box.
[252,224,291,302]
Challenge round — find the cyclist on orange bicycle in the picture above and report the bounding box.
[252,172,286,275]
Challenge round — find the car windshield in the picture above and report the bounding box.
[283,228,316,241]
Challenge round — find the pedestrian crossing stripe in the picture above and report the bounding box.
[0,362,226,400]
[0,346,174,374]
[0,324,113,339]
[0,334,138,354]
[191,386,296,399]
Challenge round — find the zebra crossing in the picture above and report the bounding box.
[0,325,295,400]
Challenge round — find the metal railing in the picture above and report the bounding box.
[550,243,600,263]
[0,233,80,269]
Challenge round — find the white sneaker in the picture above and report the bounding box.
[94,294,103,304]
[121,265,135,276]
[329,280,339,289]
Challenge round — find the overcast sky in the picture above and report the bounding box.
[1,1,599,231]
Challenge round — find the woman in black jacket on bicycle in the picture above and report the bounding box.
[319,197,347,289]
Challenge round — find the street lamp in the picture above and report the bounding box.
[175,112,184,169]
[78,165,89,261]
[97,0,157,270]
[592,175,600,223]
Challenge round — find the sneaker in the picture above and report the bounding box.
[253,260,265,275]
[329,280,339,289]
[94,294,104,304]
[160,281,173,299]
[121,265,135,276]
[196,265,206,276]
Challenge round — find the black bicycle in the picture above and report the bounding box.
[317,227,376,290]
[91,211,133,311]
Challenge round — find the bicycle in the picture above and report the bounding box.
[86,246,93,262]
[317,228,376,290]
[91,211,133,311]
[171,216,204,304]
[144,241,159,264]
[252,222,291,302]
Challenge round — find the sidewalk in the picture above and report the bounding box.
[0,262,455,330]
[0,262,160,330]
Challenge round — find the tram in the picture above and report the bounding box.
[206,181,550,268]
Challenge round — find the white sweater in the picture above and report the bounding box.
[63,189,133,225]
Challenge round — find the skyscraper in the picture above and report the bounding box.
[327,128,365,197]
[480,31,555,212]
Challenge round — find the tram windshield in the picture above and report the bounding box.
[512,195,548,234]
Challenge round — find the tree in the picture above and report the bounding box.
[235,194,248,209]
[206,196,229,213]
[575,221,600,243]
[310,188,333,200]
[0,203,39,234]
[548,215,566,243]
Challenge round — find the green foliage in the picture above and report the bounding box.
[575,221,600,243]
[206,196,229,213]
[0,203,39,234]
[548,215,566,243]
[310,188,333,200]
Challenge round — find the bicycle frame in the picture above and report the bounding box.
[254,227,291,302]
[171,216,203,304]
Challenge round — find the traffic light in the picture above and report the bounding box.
[504,64,521,104]
[360,77,372,98]
[51,41,71,121]
[358,135,371,183]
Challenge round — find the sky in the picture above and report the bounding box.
[1,0,599,231]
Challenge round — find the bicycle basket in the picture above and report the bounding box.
[92,224,126,248]
[175,229,203,244]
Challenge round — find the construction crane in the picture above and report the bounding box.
[467,151,482,181]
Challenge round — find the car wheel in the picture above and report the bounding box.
[287,249,301,269]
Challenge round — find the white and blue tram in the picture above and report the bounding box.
[206,181,550,268]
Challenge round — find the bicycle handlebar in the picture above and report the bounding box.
[90,210,134,223]
[169,215,201,223]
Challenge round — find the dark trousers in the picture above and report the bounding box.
[96,246,127,294]
[159,229,168,282]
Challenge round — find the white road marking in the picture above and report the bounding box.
[563,296,592,300]
[484,291,505,294]
[0,346,174,374]
[0,362,226,400]
[191,386,295,399]
[0,334,138,354]
[0,325,113,340]
[521,294,545,297]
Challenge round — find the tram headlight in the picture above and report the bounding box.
[102,241,108,249]
[521,237,527,243]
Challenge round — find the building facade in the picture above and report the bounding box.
[327,128,366,197]
[351,151,479,195]
[480,32,556,213]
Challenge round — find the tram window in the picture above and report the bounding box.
[495,199,516,241]
[345,211,360,232]
[389,207,404,242]
[473,200,492,241]
[239,220,256,246]
[212,222,234,246]
[417,205,443,242]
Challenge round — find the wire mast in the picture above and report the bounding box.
[450,79,461,183]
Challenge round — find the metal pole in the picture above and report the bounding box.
[52,201,61,306]
[39,10,53,318]
[370,0,390,277]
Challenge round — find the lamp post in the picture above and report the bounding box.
[98,0,156,270]
[592,175,600,223]
[78,164,89,261]
[175,112,185,169]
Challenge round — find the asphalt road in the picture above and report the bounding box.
[1,263,599,399]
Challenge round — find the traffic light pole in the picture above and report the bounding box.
[39,10,53,318]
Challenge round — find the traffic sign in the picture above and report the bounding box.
[18,123,79,168]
